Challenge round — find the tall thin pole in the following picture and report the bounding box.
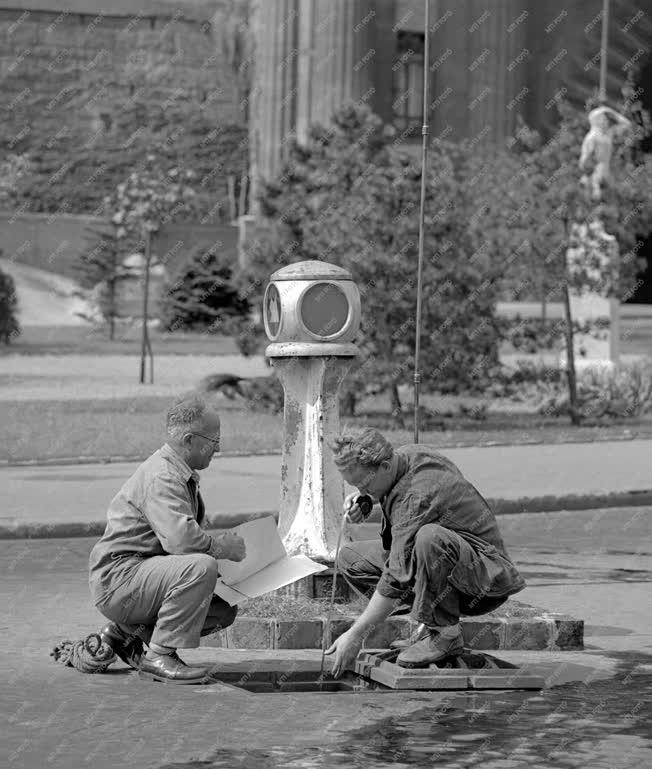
[598,0,620,367]
[599,0,609,102]
[413,0,430,443]
[140,228,152,385]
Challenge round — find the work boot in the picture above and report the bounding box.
[397,624,464,668]
[389,622,429,650]
[100,622,144,671]
[138,650,212,684]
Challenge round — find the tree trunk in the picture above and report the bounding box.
[239,167,248,217]
[562,280,580,425]
[108,278,116,341]
[227,175,237,221]
[146,332,154,384]
[390,381,404,428]
[140,229,153,384]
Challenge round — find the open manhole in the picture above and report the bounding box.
[210,651,544,693]
[210,668,384,694]
[226,678,374,694]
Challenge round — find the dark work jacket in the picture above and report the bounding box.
[376,445,526,601]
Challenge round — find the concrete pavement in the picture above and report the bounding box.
[2,439,652,537]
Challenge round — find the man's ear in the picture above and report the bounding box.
[181,432,193,448]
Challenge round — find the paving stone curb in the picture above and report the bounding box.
[201,614,584,652]
[487,490,652,515]
[0,513,279,540]
[3,489,650,540]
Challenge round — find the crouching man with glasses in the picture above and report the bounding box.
[89,393,246,684]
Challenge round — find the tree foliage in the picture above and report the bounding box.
[2,82,248,217]
[75,223,135,340]
[105,154,202,381]
[468,98,651,304]
[468,93,652,422]
[236,103,503,418]
[0,154,32,209]
[108,155,200,241]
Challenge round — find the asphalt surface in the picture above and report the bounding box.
[2,507,651,768]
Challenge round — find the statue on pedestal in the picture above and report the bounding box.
[579,105,632,201]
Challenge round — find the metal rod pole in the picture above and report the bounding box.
[139,228,149,384]
[598,0,620,369]
[413,0,430,444]
[599,0,609,102]
[319,513,347,681]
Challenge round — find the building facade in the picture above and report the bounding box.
[249,0,652,182]
[1,0,650,296]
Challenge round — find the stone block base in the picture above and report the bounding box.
[273,564,351,602]
[202,611,584,652]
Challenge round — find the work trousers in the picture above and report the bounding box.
[337,524,508,627]
[93,553,237,649]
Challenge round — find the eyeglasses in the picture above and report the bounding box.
[191,432,221,450]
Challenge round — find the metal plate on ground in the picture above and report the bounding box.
[354,650,545,691]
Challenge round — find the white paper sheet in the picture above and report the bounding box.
[215,517,285,583]
[213,516,328,605]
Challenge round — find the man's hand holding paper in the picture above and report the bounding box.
[213,530,247,562]
[213,516,327,605]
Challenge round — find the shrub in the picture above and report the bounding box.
[159,245,250,333]
[500,316,611,357]
[537,361,652,420]
[0,267,20,344]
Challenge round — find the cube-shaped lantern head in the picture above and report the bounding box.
[263,261,361,344]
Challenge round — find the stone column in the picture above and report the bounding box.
[248,0,299,199]
[433,0,530,145]
[271,355,356,560]
[468,0,530,146]
[295,0,377,143]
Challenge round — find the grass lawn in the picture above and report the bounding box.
[2,393,652,462]
[4,316,652,356]
[1,325,239,356]
[1,396,283,462]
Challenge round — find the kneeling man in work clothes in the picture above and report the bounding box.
[89,394,246,684]
[326,428,525,675]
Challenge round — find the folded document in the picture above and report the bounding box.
[213,516,328,605]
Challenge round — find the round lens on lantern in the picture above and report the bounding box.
[300,282,349,338]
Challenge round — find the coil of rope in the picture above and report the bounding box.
[50,633,117,674]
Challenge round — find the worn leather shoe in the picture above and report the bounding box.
[389,622,430,650]
[397,625,464,668]
[138,651,211,684]
[100,622,144,671]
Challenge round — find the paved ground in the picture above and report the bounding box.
[0,258,86,327]
[2,508,651,768]
[2,439,652,533]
